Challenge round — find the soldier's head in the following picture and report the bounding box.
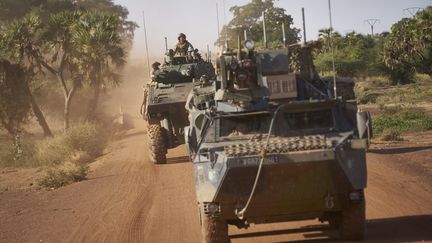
[178,33,186,43]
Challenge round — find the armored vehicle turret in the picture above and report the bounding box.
[141,48,215,164]
[185,40,372,242]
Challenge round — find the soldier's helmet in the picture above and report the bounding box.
[152,61,161,69]
[178,33,186,40]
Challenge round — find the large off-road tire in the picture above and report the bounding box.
[147,124,167,164]
[200,211,230,243]
[161,118,177,149]
[337,199,366,241]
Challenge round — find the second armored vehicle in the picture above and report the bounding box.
[141,48,215,164]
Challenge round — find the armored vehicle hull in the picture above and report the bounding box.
[142,52,215,164]
[185,41,371,242]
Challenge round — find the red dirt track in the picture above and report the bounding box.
[1,118,432,242]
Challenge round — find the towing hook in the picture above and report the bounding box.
[235,208,245,220]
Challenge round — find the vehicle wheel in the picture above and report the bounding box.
[338,198,366,241]
[200,211,230,243]
[147,124,167,164]
[161,118,175,149]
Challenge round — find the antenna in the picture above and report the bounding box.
[207,44,210,62]
[282,22,286,45]
[262,11,268,48]
[328,0,337,98]
[142,11,151,79]
[364,19,380,36]
[404,7,424,17]
[222,0,227,43]
[216,3,220,40]
[302,8,307,45]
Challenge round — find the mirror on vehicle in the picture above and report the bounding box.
[356,111,373,140]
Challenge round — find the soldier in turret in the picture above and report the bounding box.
[174,33,194,57]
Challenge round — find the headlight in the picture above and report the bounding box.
[244,40,255,51]
[237,71,248,81]
[230,60,238,70]
[208,170,218,183]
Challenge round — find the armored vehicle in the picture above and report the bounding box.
[185,40,372,242]
[141,48,215,164]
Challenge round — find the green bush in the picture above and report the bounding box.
[373,110,432,134]
[358,92,379,104]
[380,128,403,141]
[64,122,108,157]
[414,73,432,84]
[38,164,89,189]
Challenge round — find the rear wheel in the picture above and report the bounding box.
[200,210,230,243]
[337,198,366,241]
[147,123,167,164]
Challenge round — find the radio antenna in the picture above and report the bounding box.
[328,0,337,98]
[142,10,151,79]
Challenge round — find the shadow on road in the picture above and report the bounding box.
[167,156,190,164]
[230,215,432,242]
[368,146,432,154]
[120,130,146,140]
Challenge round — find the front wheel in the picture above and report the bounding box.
[147,123,167,164]
[337,198,366,241]
[200,210,230,243]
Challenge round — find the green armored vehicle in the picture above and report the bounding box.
[141,48,215,164]
[185,40,372,242]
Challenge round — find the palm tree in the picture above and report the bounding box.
[0,15,53,137]
[71,11,125,119]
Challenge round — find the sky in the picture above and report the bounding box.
[113,0,431,60]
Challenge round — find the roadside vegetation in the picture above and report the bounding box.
[0,0,136,188]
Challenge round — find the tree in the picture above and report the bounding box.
[39,10,82,130]
[382,7,432,83]
[0,59,32,136]
[0,15,53,137]
[75,0,138,51]
[216,0,299,48]
[314,29,385,77]
[71,11,125,119]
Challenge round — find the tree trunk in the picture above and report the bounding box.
[87,85,101,120]
[0,117,15,136]
[63,87,76,131]
[25,86,52,137]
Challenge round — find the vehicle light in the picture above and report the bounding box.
[206,203,220,214]
[237,72,248,81]
[350,139,367,149]
[208,170,218,183]
[244,40,255,50]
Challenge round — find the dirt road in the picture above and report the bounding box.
[1,67,432,242]
[1,117,432,243]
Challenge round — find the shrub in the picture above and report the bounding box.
[373,109,432,134]
[64,122,108,157]
[38,164,89,189]
[414,73,432,84]
[358,92,379,104]
[34,121,108,165]
[380,129,403,141]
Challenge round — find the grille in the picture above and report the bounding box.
[224,135,329,157]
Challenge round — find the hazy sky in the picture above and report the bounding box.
[113,0,431,60]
